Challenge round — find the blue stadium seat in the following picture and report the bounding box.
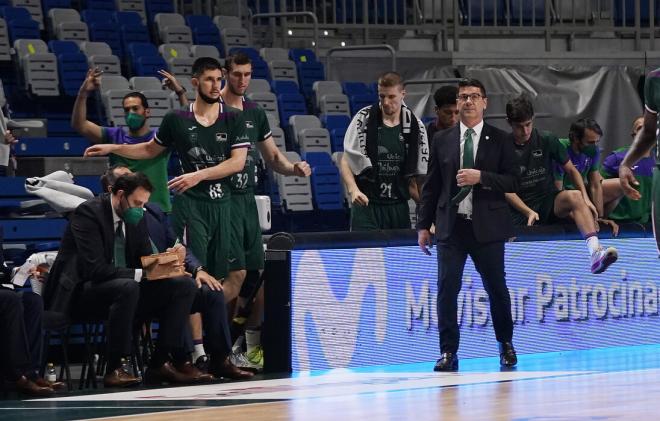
[42,0,72,13]
[144,0,174,26]
[186,14,223,54]
[74,175,103,195]
[85,0,116,11]
[342,81,367,96]
[0,176,34,218]
[508,0,545,26]
[48,40,87,96]
[304,152,343,210]
[613,0,658,26]
[0,219,68,241]
[289,48,317,64]
[321,114,350,152]
[348,93,376,115]
[460,0,507,26]
[114,11,150,55]
[0,6,40,42]
[271,80,299,95]
[296,61,325,100]
[82,10,123,56]
[127,42,166,75]
[277,93,307,128]
[14,137,89,156]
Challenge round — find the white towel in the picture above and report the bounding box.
[25,171,94,214]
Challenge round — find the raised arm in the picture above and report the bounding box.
[72,68,105,144]
[159,69,190,108]
[84,139,166,160]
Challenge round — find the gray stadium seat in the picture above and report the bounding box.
[270,126,286,152]
[129,76,161,91]
[213,15,243,30]
[247,92,279,124]
[313,81,342,108]
[268,59,297,83]
[13,39,60,96]
[158,43,194,75]
[80,41,121,75]
[221,27,249,52]
[48,8,88,41]
[260,47,289,62]
[102,89,131,126]
[299,128,332,155]
[276,151,313,211]
[140,90,171,127]
[266,112,279,129]
[154,13,192,44]
[245,78,271,95]
[319,94,351,116]
[190,44,220,58]
[289,114,321,146]
[99,75,130,93]
[167,75,195,108]
[0,18,10,62]
[12,0,44,30]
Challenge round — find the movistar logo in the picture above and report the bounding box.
[292,249,389,370]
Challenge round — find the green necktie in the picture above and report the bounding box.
[114,221,126,268]
[451,128,475,206]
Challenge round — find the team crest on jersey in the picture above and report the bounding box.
[532,149,543,158]
[216,132,228,142]
[246,120,254,129]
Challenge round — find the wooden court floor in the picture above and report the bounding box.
[3,344,660,420]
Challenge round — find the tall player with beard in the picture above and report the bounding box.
[218,52,311,370]
[85,57,250,323]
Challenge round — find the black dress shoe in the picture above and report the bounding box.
[433,352,458,372]
[145,361,204,385]
[103,367,142,388]
[499,342,517,368]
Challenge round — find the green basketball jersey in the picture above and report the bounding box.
[643,68,660,166]
[224,97,271,194]
[154,103,249,202]
[366,124,409,204]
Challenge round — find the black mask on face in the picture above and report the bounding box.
[198,87,219,104]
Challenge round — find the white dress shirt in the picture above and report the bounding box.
[111,204,142,282]
[457,120,484,217]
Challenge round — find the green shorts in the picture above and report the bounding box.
[228,192,264,271]
[350,200,411,231]
[653,167,660,254]
[510,191,560,226]
[170,194,232,279]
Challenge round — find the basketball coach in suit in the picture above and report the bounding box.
[417,78,520,371]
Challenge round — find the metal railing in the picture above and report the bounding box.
[188,1,660,53]
[326,44,396,78]
[248,11,320,57]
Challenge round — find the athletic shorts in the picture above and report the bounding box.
[350,200,411,231]
[228,192,264,272]
[510,190,561,226]
[170,194,232,279]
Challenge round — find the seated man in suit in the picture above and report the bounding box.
[44,172,202,387]
[100,166,253,380]
[0,230,64,396]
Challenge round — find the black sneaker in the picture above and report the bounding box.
[194,355,210,373]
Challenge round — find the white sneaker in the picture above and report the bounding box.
[229,351,262,373]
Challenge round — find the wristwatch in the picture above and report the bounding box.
[192,265,206,277]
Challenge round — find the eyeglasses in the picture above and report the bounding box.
[457,93,484,102]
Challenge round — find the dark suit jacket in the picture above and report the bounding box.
[144,202,201,273]
[43,193,152,313]
[417,122,519,243]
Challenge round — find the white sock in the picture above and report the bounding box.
[245,329,261,354]
[585,234,600,255]
[192,343,206,361]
